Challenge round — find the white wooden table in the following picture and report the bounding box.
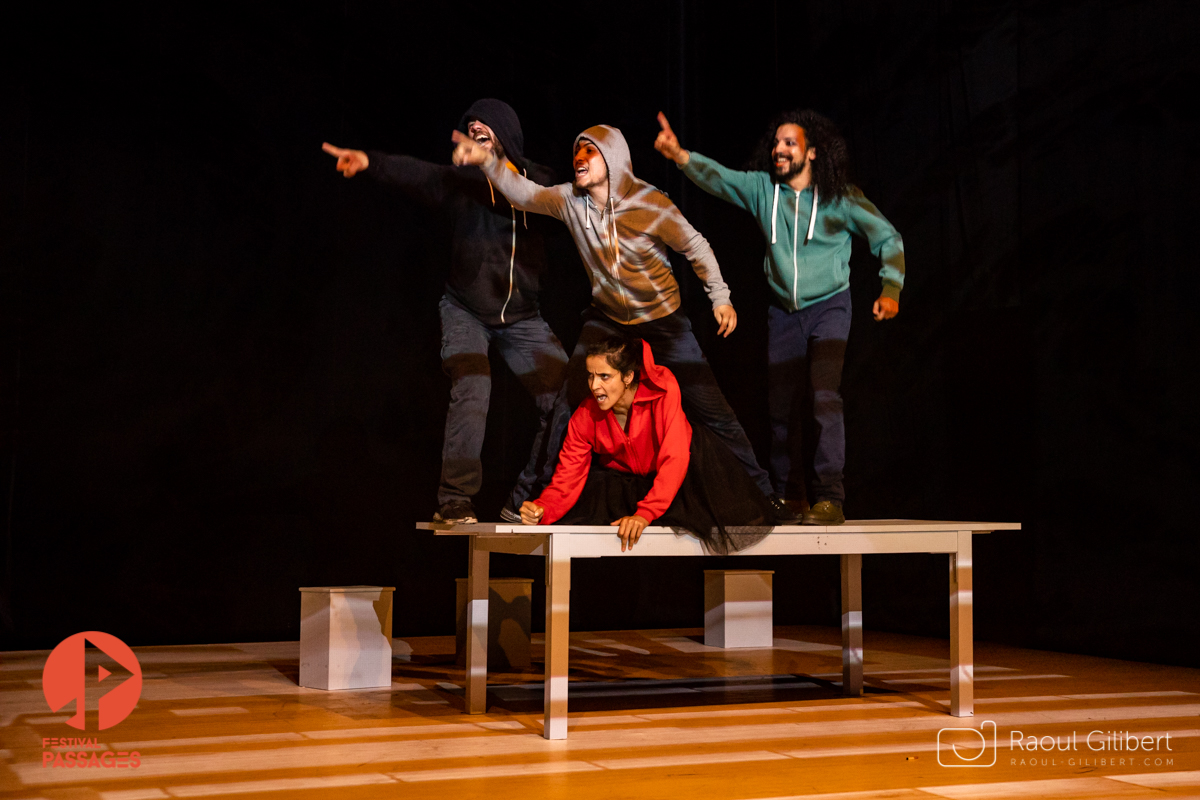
[417,520,1020,740]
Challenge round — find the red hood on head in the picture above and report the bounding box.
[636,340,673,397]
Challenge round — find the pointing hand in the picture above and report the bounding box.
[451,130,496,168]
[322,143,369,177]
[654,112,690,166]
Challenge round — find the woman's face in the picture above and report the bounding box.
[586,354,633,411]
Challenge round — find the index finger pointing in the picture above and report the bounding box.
[321,142,344,156]
[657,112,674,134]
[451,130,470,144]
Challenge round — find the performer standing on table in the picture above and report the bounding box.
[323,99,567,524]
[654,110,905,525]
[450,124,798,524]
[520,337,775,555]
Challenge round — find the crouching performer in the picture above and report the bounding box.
[519,337,775,555]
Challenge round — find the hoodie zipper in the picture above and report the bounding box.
[612,404,645,474]
[608,197,632,323]
[771,184,820,312]
[588,195,632,322]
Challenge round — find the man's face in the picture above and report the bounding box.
[466,120,505,160]
[573,139,608,190]
[772,123,815,179]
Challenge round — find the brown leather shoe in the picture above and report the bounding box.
[801,500,845,525]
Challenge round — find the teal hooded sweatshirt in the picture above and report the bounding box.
[680,152,905,312]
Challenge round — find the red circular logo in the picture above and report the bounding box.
[42,632,143,730]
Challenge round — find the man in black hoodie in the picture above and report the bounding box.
[323,99,567,524]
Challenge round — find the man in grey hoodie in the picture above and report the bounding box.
[452,125,795,522]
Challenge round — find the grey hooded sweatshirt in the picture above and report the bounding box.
[480,125,730,325]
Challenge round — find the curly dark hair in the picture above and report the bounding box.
[747,109,851,204]
[585,335,642,379]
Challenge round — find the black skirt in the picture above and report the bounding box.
[556,424,776,554]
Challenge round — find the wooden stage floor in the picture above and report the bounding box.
[2,626,1198,799]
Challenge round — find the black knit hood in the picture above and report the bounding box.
[457,98,528,170]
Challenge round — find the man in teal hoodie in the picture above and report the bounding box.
[655,110,905,524]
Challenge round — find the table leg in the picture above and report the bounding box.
[543,532,571,740]
[950,530,974,717]
[464,536,490,715]
[840,553,863,696]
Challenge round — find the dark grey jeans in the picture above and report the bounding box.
[438,296,567,506]
[767,289,852,506]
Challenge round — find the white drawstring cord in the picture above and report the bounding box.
[609,197,620,275]
[486,177,495,205]
[497,168,528,322]
[770,182,780,244]
[522,168,528,228]
[807,187,818,241]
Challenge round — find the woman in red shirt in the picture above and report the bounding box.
[520,336,776,554]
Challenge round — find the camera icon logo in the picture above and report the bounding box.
[937,720,997,767]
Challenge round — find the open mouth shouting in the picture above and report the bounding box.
[572,140,607,189]
[586,353,632,413]
[465,120,500,157]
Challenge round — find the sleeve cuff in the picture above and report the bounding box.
[708,288,732,309]
[880,282,902,302]
[362,150,387,179]
[634,504,659,524]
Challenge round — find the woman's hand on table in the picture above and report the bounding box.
[611,514,649,551]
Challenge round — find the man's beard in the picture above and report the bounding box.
[470,130,506,162]
[481,136,505,162]
[773,157,805,180]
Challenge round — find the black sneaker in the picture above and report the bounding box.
[433,499,477,524]
[499,501,522,524]
[768,494,802,524]
[802,500,845,525]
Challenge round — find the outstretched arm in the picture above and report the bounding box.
[323,142,464,206]
[451,131,567,220]
[654,113,764,214]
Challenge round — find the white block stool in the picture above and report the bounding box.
[299,585,394,690]
[455,577,534,670]
[704,570,774,648]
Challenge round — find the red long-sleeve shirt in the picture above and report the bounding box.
[533,341,692,525]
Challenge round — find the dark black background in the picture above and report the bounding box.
[3,0,1197,667]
